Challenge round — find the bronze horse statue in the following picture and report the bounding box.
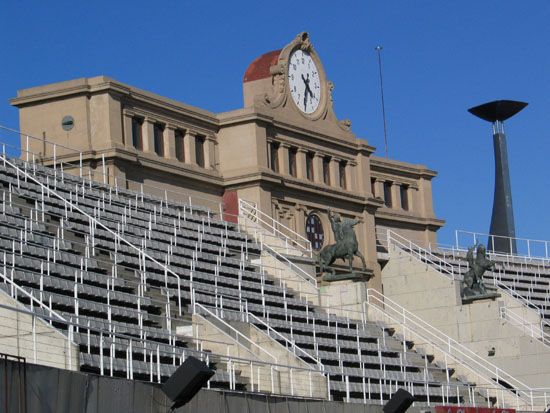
[461,243,495,298]
[318,209,366,276]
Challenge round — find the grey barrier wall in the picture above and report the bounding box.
[0,359,385,413]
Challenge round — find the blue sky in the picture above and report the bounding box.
[1,1,549,248]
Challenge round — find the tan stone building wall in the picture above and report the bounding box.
[11,32,444,289]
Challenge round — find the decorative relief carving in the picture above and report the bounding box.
[338,119,352,131]
[297,32,313,53]
[328,81,334,104]
[263,61,287,109]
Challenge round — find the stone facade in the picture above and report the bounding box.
[10,32,444,288]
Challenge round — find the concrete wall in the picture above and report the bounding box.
[381,245,550,390]
[320,280,367,319]
[0,291,78,371]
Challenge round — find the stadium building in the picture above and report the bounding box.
[0,32,549,412]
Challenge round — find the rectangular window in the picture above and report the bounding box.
[289,147,297,177]
[339,160,347,189]
[195,135,205,168]
[323,156,331,185]
[306,152,314,181]
[131,117,143,151]
[175,129,185,162]
[269,142,279,173]
[384,181,393,208]
[153,123,164,156]
[400,185,409,211]
[371,178,377,196]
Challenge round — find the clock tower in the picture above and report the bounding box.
[242,32,356,141]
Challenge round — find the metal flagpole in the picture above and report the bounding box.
[375,45,389,158]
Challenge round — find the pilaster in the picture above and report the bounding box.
[123,113,133,149]
[142,118,155,153]
[392,183,401,210]
[346,162,356,191]
[296,149,307,180]
[375,180,385,202]
[278,143,290,175]
[313,154,324,184]
[329,158,339,188]
[184,130,197,165]
[204,136,216,169]
[165,125,176,159]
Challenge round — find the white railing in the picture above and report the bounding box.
[0,152,187,317]
[0,125,228,219]
[388,231,550,351]
[364,288,549,410]
[456,230,550,263]
[239,199,312,258]
[261,242,318,288]
[193,301,278,363]
[0,270,67,323]
[387,230,460,280]
[225,305,324,371]
[500,306,550,348]
[0,301,321,396]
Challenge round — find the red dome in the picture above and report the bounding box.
[243,50,281,83]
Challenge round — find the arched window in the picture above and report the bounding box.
[305,213,324,251]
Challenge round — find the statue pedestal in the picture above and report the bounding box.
[461,284,500,304]
[322,271,369,283]
[461,291,500,305]
[319,276,371,320]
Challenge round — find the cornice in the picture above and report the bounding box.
[109,147,224,186]
[375,208,445,228]
[11,76,219,128]
[371,156,437,179]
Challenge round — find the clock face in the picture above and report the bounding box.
[288,49,321,114]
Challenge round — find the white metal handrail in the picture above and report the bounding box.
[433,246,549,331]
[0,270,66,322]
[387,230,459,280]
[0,126,226,220]
[244,309,323,370]
[500,306,550,348]
[456,230,550,263]
[3,294,550,407]
[0,153,186,316]
[491,270,543,314]
[365,288,543,409]
[193,301,278,363]
[239,199,312,258]
[0,300,323,394]
[262,242,318,288]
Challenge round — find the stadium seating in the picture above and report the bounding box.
[0,155,484,405]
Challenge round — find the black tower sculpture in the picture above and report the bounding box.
[468,100,527,254]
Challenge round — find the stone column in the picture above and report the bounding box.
[165,125,176,159]
[142,118,155,153]
[278,144,289,175]
[295,204,307,239]
[184,130,197,165]
[313,153,324,184]
[375,180,385,201]
[409,186,418,212]
[346,162,356,191]
[392,183,402,210]
[204,136,216,169]
[123,112,134,149]
[296,149,307,180]
[330,158,339,188]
